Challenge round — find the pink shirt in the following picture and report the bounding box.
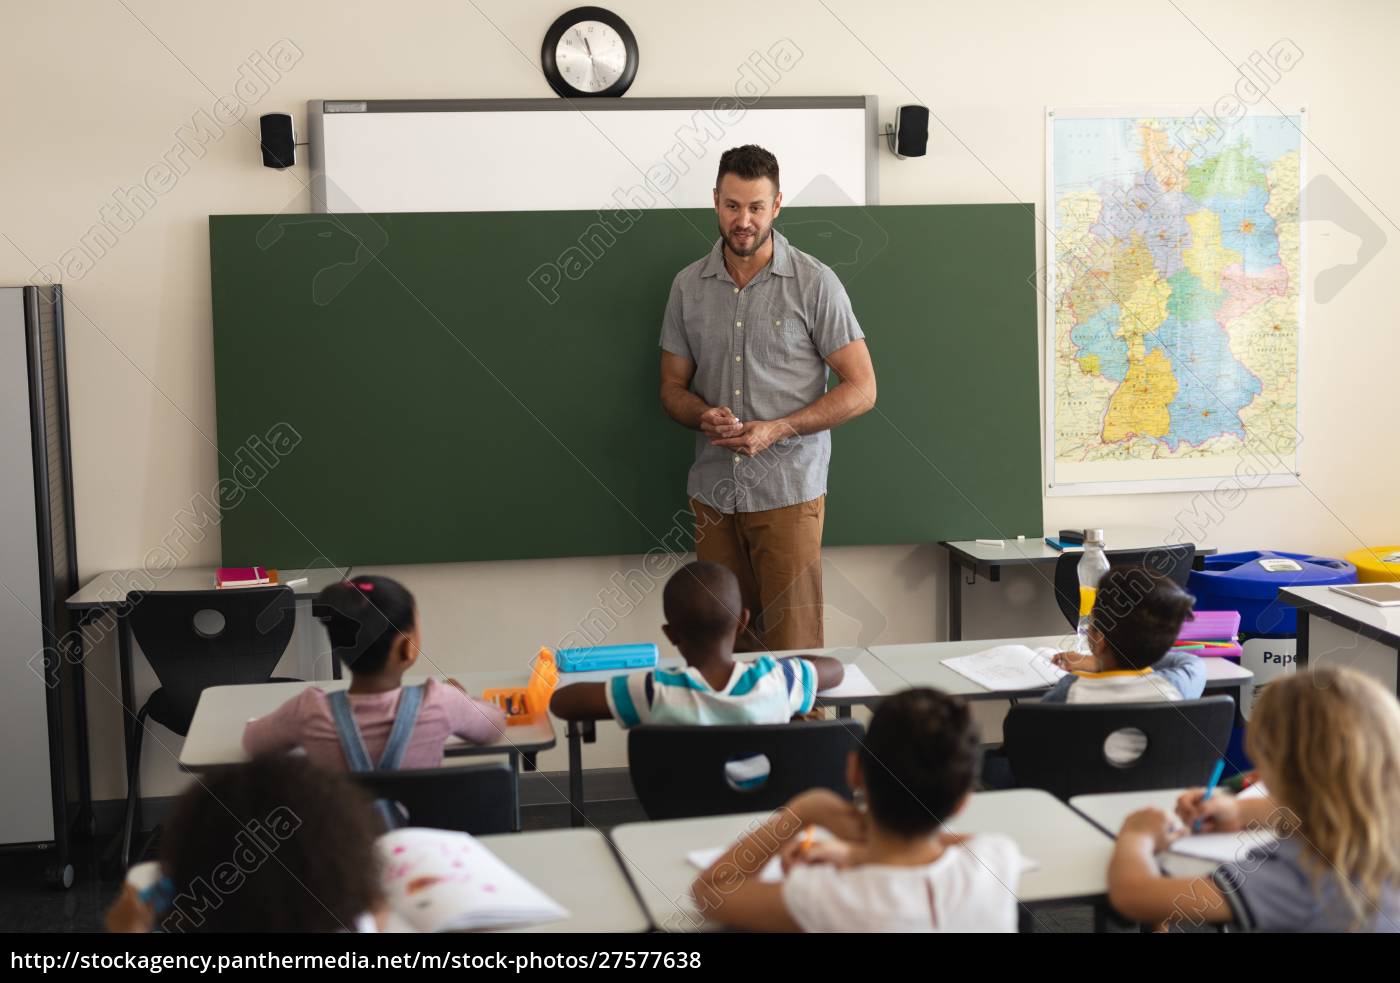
[241,678,508,770]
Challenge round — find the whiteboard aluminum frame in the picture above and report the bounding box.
[1043,105,1305,497]
[306,96,878,214]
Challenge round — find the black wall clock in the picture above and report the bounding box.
[542,7,639,98]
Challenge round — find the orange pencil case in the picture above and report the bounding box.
[482,648,559,726]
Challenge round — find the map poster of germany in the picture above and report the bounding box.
[1045,108,1303,495]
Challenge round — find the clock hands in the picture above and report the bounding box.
[545,13,633,97]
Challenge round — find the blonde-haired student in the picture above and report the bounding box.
[1109,666,1400,932]
[691,688,1021,932]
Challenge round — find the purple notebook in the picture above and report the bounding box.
[1177,609,1241,642]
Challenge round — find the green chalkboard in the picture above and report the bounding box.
[209,205,1041,567]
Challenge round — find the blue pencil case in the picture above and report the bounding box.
[555,643,659,673]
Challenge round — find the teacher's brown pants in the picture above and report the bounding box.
[691,496,825,652]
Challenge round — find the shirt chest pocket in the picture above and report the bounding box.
[751,313,811,363]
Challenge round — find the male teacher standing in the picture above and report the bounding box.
[659,145,877,651]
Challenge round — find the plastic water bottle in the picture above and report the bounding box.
[1076,529,1110,652]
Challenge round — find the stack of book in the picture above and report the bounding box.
[1173,609,1242,658]
[215,566,271,589]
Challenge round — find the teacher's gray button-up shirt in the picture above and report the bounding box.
[660,230,864,515]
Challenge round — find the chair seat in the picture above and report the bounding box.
[141,688,197,737]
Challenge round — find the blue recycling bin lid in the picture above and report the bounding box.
[1188,550,1356,600]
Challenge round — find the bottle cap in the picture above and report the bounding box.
[1085,528,1104,544]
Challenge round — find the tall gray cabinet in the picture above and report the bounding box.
[0,285,85,887]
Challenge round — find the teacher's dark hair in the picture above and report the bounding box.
[716,144,780,193]
[859,688,979,837]
[314,575,416,674]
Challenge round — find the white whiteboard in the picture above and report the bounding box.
[307,97,876,213]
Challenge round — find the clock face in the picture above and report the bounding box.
[542,8,638,98]
[554,21,628,94]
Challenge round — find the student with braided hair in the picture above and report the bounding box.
[242,576,505,771]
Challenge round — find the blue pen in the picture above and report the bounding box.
[1194,759,1227,833]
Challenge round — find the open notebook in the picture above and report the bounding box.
[1166,828,1278,865]
[376,827,567,932]
[942,644,1067,692]
[1163,783,1278,865]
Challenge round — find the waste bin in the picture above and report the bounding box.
[1345,545,1400,583]
[1188,551,1357,703]
[1187,550,1356,772]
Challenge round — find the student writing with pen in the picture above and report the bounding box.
[1108,668,1400,932]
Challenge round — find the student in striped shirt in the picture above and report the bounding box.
[549,561,844,727]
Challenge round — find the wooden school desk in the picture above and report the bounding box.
[938,529,1217,640]
[65,566,348,733]
[1070,786,1278,881]
[179,676,556,829]
[478,828,650,933]
[608,788,1115,932]
[868,635,1254,720]
[1281,585,1400,697]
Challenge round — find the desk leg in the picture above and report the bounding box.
[72,613,95,835]
[567,721,586,828]
[508,750,522,832]
[42,625,73,886]
[116,612,140,841]
[948,552,963,642]
[1295,613,1309,673]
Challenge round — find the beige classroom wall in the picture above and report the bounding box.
[2,0,1395,800]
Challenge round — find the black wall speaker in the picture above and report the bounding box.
[887,105,929,159]
[259,113,296,169]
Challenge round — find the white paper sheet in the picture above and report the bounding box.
[942,645,1067,691]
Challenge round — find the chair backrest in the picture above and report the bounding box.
[628,719,865,820]
[1003,696,1235,799]
[126,587,296,733]
[349,763,515,835]
[1052,544,1196,629]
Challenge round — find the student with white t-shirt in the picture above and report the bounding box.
[692,688,1023,932]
